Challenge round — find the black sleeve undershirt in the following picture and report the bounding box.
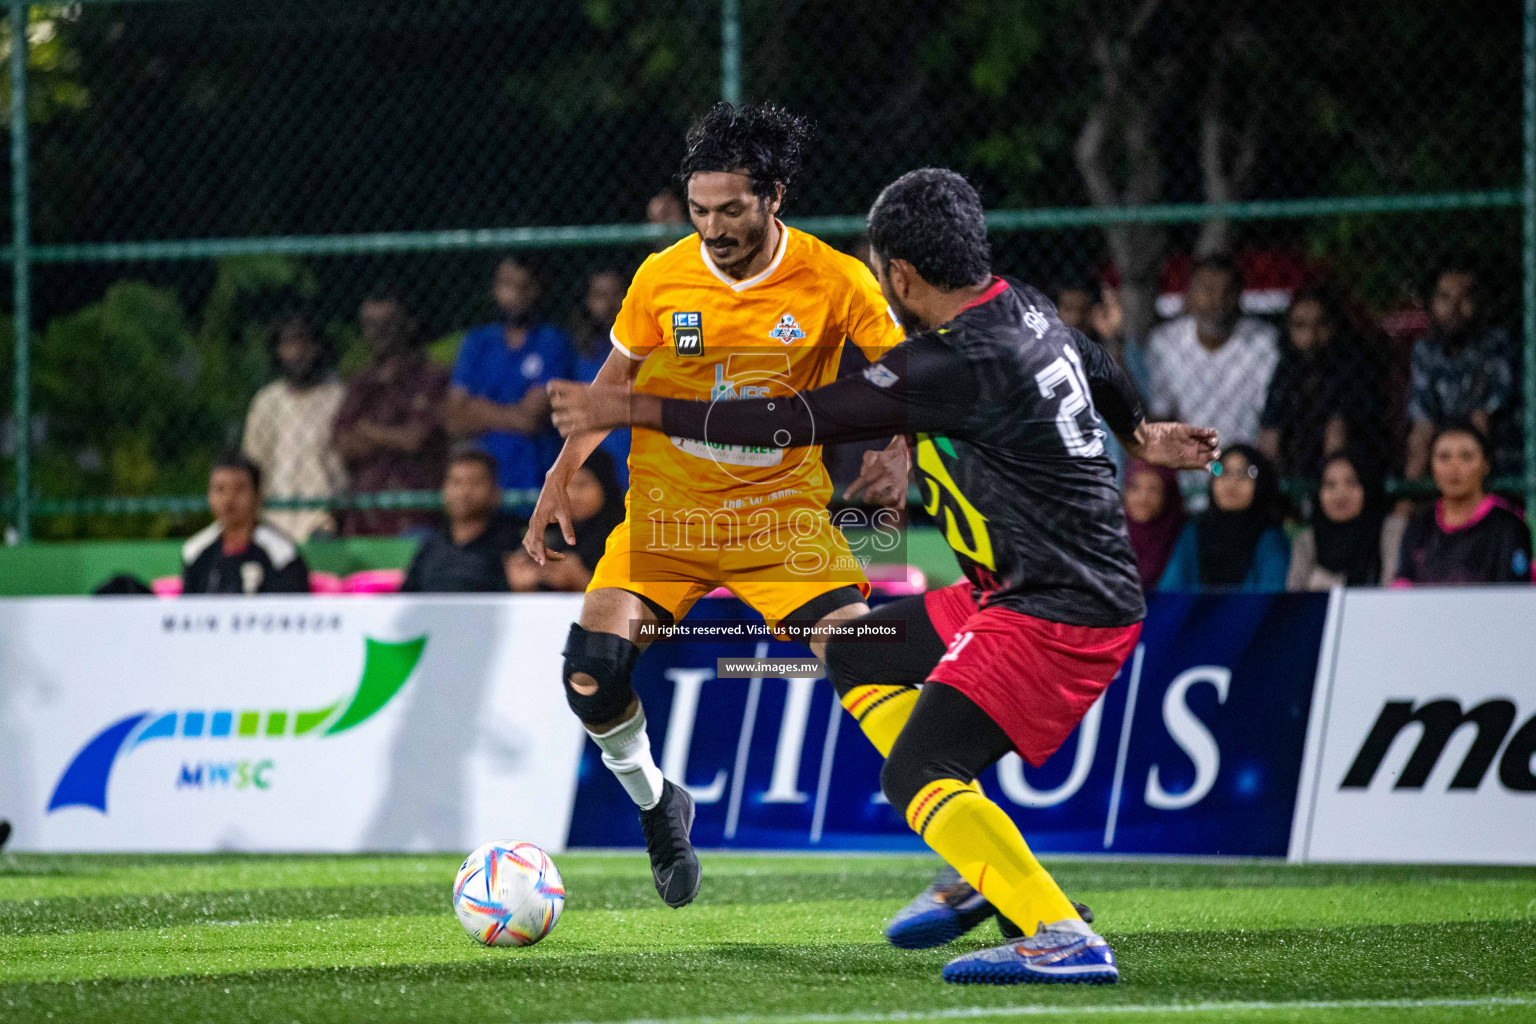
[1071,328,1145,439]
[657,336,980,447]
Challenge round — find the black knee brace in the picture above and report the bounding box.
[562,624,641,726]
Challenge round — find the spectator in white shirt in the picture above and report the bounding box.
[1145,254,1280,506]
[1147,254,1279,442]
[241,307,347,540]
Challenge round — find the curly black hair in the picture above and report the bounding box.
[867,168,991,291]
[678,102,814,200]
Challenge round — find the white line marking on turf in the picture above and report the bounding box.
[558,995,1536,1024]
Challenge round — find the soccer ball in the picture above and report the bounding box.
[452,841,565,947]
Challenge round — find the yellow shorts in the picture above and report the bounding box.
[586,510,870,628]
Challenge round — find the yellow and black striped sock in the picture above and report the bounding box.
[905,778,1079,937]
[840,684,920,757]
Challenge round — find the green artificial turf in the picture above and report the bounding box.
[0,852,1532,1024]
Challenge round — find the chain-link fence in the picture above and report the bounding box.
[1,0,1531,540]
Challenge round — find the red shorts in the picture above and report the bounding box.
[923,581,1142,767]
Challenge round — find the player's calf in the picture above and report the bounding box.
[562,621,701,908]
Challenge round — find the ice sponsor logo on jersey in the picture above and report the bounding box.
[521,352,545,379]
[768,313,806,344]
[863,363,899,388]
[673,311,704,356]
[1024,306,1051,339]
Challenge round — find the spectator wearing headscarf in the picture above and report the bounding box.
[567,269,631,489]
[1396,423,1531,586]
[506,450,626,592]
[1287,449,1407,590]
[1123,460,1186,590]
[1158,444,1290,592]
[1258,287,1381,480]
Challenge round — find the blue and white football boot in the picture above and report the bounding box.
[941,921,1120,985]
[884,867,1094,949]
[884,867,995,949]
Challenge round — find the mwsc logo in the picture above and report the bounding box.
[47,636,426,814]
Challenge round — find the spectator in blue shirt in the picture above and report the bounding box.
[566,269,631,488]
[1159,444,1291,592]
[445,257,572,492]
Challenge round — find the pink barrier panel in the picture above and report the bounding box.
[309,572,345,594]
[345,569,406,594]
[150,576,182,597]
[703,565,926,600]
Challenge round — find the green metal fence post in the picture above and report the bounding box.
[8,0,29,543]
[721,0,742,106]
[1525,0,1536,531]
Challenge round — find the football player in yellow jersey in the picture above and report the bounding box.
[522,103,906,908]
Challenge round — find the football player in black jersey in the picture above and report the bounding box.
[550,168,1217,985]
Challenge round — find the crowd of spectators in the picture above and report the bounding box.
[1080,255,1532,591]
[171,224,1531,598]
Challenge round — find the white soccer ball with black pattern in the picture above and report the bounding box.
[452,841,565,947]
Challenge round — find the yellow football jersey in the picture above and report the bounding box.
[611,223,903,521]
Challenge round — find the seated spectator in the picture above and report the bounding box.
[1396,423,1531,586]
[333,282,450,536]
[1159,445,1290,592]
[241,305,347,541]
[647,188,687,226]
[401,449,524,594]
[445,257,571,493]
[507,450,624,592]
[567,269,631,488]
[182,454,310,595]
[1288,449,1407,590]
[1146,254,1280,505]
[1089,281,1145,386]
[1052,272,1096,333]
[1404,262,1519,481]
[1124,460,1186,590]
[1259,287,1381,480]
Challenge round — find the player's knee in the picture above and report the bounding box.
[822,636,865,699]
[561,624,640,726]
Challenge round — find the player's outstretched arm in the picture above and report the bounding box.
[1125,421,1220,471]
[550,340,975,455]
[524,350,638,566]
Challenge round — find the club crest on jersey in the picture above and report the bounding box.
[768,313,806,344]
[672,311,703,356]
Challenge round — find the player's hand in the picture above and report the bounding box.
[522,471,576,566]
[843,435,910,508]
[1130,421,1220,470]
[548,379,632,437]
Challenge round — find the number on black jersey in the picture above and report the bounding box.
[1034,345,1106,458]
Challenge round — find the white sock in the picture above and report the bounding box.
[588,706,665,811]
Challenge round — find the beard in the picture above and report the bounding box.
[704,208,770,278]
[1194,311,1238,341]
[502,310,534,330]
[888,294,927,333]
[279,360,324,388]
